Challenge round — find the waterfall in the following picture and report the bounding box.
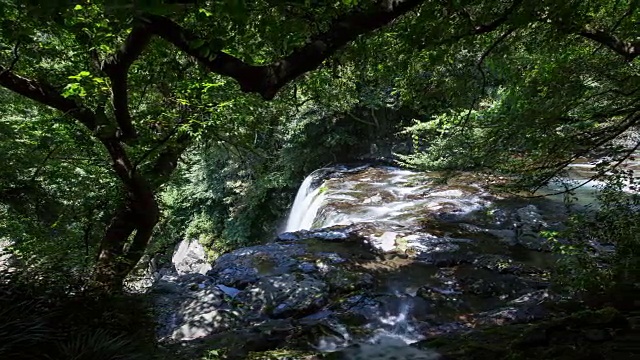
[284,174,327,232]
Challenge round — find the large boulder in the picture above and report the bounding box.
[237,273,328,318]
[172,238,212,275]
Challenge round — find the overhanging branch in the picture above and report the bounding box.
[435,0,523,45]
[139,0,426,99]
[579,27,640,61]
[0,65,97,129]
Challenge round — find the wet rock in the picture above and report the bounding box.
[466,290,553,327]
[458,272,533,299]
[316,252,348,264]
[300,309,334,323]
[208,243,307,287]
[279,227,357,242]
[324,268,375,293]
[416,251,471,267]
[472,304,549,326]
[517,205,547,228]
[298,262,317,273]
[367,231,398,252]
[216,284,241,298]
[417,286,466,315]
[278,232,301,241]
[404,234,466,256]
[335,312,369,327]
[236,273,328,318]
[487,229,517,243]
[473,254,543,275]
[514,205,551,251]
[363,194,383,204]
[332,295,381,320]
[508,289,552,306]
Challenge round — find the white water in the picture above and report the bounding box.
[283,166,489,235]
[283,158,639,355]
[285,175,326,232]
[315,294,427,354]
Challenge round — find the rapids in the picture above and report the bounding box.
[281,158,638,353]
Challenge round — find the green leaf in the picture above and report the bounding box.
[199,8,213,17]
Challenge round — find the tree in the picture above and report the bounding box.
[1,0,637,292]
[371,0,640,186]
[0,0,426,291]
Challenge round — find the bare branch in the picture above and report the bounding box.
[529,139,640,198]
[532,110,640,191]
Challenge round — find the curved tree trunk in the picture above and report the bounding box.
[93,182,160,293]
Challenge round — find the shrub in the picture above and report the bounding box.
[548,169,640,304]
[0,268,158,360]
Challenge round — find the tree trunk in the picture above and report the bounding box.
[93,182,159,293]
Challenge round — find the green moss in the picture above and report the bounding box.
[246,348,320,359]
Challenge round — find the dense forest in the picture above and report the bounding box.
[0,0,638,359]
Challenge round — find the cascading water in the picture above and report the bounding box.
[284,166,459,354]
[276,160,640,357]
[284,173,328,232]
[281,160,640,356]
[315,293,431,356]
[284,166,488,235]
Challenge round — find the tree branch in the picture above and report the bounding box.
[0,65,97,129]
[0,41,21,77]
[139,0,426,99]
[418,0,524,51]
[579,27,640,61]
[468,0,523,35]
[532,110,640,191]
[458,27,516,133]
[101,26,153,141]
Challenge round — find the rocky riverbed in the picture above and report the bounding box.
[139,165,634,359]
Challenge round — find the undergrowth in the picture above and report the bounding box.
[547,169,640,305]
[0,266,158,360]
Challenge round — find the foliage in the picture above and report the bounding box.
[154,100,394,257]
[0,89,118,272]
[0,268,157,360]
[0,0,420,290]
[0,0,639,290]
[388,0,640,188]
[547,169,640,299]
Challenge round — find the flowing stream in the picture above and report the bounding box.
[282,154,639,352]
